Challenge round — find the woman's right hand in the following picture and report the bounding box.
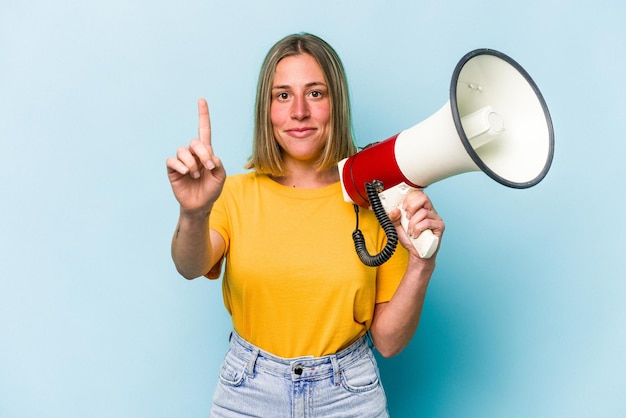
[166,98,226,217]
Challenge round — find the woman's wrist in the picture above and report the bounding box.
[405,254,436,280]
[179,205,212,222]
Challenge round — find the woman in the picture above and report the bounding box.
[166,33,444,417]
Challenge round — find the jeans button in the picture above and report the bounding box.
[294,366,303,375]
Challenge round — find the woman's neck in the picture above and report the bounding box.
[270,165,339,189]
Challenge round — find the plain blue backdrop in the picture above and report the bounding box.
[1,0,624,417]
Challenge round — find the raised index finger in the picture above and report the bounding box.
[198,98,211,146]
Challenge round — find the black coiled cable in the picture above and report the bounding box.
[352,181,398,267]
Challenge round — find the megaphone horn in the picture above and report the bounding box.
[339,48,554,265]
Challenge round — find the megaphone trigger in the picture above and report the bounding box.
[378,183,440,259]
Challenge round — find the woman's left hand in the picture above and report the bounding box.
[387,189,445,259]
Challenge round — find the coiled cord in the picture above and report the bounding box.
[352,181,398,267]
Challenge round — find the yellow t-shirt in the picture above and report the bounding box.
[209,172,408,358]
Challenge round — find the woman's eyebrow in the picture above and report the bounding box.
[272,81,327,90]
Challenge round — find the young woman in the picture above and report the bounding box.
[166,33,445,417]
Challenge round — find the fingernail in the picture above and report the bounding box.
[192,171,200,179]
[205,160,215,170]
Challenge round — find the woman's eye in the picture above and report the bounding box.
[277,92,289,100]
[310,90,322,98]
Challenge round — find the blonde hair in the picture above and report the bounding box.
[245,33,357,175]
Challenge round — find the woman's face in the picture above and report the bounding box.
[270,53,331,167]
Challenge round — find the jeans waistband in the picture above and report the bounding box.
[228,331,371,382]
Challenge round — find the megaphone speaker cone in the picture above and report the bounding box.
[452,49,554,188]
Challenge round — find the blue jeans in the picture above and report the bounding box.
[210,331,390,418]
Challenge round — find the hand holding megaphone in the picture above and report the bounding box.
[340,48,554,266]
[379,183,441,259]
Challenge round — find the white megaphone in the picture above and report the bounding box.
[339,48,554,265]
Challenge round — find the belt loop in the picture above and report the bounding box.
[246,348,260,377]
[366,330,375,350]
[330,355,340,387]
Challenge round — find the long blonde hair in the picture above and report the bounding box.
[245,33,357,175]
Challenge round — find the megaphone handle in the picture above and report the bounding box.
[399,207,440,259]
[378,183,440,259]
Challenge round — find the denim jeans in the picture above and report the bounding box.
[210,331,389,418]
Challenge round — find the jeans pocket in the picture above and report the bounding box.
[218,351,247,387]
[341,351,381,393]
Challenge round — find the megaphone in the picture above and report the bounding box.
[339,48,554,266]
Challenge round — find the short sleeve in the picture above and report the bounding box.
[374,246,409,303]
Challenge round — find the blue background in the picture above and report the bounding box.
[1,0,624,417]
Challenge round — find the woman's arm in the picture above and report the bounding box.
[171,212,225,280]
[369,190,444,357]
[166,99,226,279]
[370,258,434,357]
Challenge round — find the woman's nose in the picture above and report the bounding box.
[291,96,310,120]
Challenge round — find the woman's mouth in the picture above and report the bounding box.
[287,127,316,138]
